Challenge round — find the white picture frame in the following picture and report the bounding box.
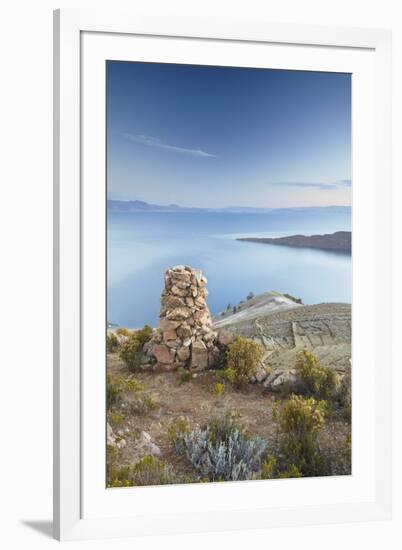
[53,8,392,541]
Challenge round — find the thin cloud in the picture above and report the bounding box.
[121,133,216,158]
[271,179,351,190]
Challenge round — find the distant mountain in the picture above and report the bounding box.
[237,231,351,253]
[107,200,351,215]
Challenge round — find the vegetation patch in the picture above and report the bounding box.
[294,349,340,400]
[171,413,268,481]
[224,336,263,388]
[118,325,153,371]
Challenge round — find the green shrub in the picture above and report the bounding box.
[107,464,132,488]
[295,350,340,400]
[226,336,263,388]
[167,417,190,444]
[260,455,276,479]
[119,325,153,371]
[129,393,158,415]
[132,455,174,486]
[107,332,119,353]
[109,411,124,426]
[207,413,246,446]
[178,367,192,384]
[278,464,302,478]
[106,374,144,406]
[213,382,224,396]
[273,395,326,477]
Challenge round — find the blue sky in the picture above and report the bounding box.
[107,61,351,208]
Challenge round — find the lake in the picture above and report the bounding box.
[107,208,351,328]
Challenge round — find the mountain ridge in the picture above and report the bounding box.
[108,199,351,214]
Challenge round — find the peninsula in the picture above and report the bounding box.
[237,231,351,254]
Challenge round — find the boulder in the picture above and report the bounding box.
[263,368,299,392]
[217,329,236,347]
[191,340,209,370]
[152,344,174,364]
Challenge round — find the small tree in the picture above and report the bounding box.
[225,336,263,388]
[295,349,339,400]
[119,325,153,371]
[273,395,326,476]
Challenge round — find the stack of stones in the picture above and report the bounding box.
[143,265,219,372]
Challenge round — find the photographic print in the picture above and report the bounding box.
[106,61,351,488]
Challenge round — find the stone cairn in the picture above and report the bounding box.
[142,265,220,372]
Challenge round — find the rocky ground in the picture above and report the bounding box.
[106,351,350,484]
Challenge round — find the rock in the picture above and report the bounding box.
[203,330,217,343]
[177,324,192,339]
[249,364,271,383]
[160,295,186,310]
[159,318,181,331]
[107,423,127,449]
[152,344,174,364]
[263,368,299,392]
[131,431,161,459]
[177,346,191,362]
[170,270,191,282]
[166,306,192,321]
[163,329,177,341]
[191,339,209,370]
[217,329,236,346]
[171,285,188,297]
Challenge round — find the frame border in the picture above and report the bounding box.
[53,8,392,540]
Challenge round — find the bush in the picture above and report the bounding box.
[107,456,175,488]
[167,417,190,446]
[225,336,263,388]
[278,464,302,478]
[106,445,131,487]
[119,325,153,371]
[173,413,267,481]
[260,455,276,479]
[132,455,175,486]
[109,411,125,427]
[107,332,119,353]
[107,464,132,488]
[129,393,158,415]
[273,395,326,477]
[295,350,340,400]
[213,382,224,396]
[332,366,352,422]
[106,374,144,406]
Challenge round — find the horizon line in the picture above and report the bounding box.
[107,198,351,210]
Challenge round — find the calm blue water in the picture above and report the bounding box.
[107,209,351,328]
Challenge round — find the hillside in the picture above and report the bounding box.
[213,293,351,373]
[237,231,351,253]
